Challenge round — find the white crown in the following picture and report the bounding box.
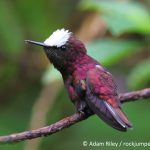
[44,29,71,47]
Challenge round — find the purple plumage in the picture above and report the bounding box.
[25,29,132,132]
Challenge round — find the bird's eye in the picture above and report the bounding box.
[61,46,66,51]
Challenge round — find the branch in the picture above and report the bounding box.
[119,88,150,103]
[0,88,150,144]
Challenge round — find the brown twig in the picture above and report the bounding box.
[0,88,150,144]
[119,88,150,103]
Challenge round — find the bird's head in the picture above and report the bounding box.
[25,29,87,72]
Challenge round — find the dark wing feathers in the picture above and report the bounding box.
[85,67,132,131]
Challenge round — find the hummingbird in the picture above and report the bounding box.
[25,29,132,132]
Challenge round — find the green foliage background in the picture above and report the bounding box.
[0,0,150,150]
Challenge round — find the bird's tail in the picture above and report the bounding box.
[86,95,132,131]
[104,101,132,131]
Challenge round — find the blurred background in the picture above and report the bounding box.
[0,0,150,150]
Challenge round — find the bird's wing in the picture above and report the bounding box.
[85,66,132,131]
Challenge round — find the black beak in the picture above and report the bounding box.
[25,40,47,47]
